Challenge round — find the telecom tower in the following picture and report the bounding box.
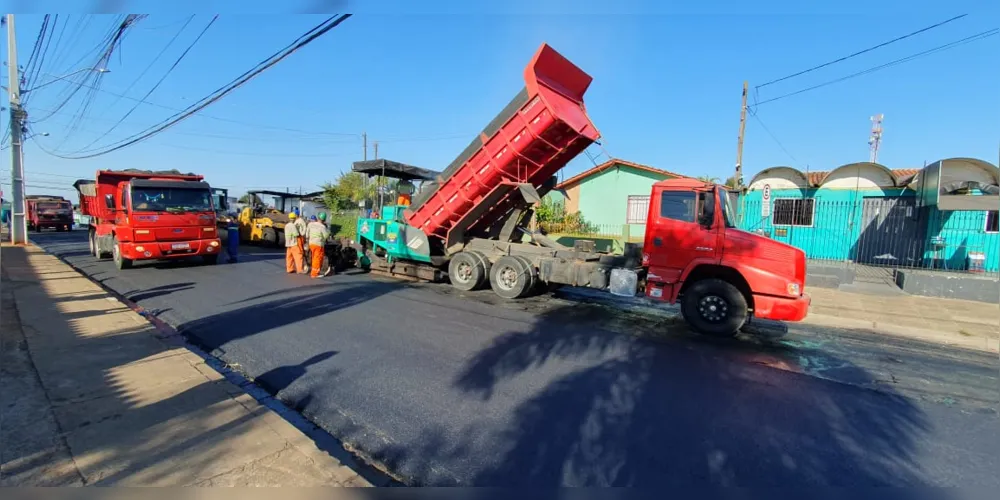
[868,114,884,163]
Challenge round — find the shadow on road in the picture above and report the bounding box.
[125,282,196,302]
[435,304,934,486]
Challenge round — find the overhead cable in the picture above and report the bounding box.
[756,14,968,89]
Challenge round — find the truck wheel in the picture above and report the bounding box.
[448,252,487,291]
[681,279,747,337]
[203,254,219,265]
[513,256,538,295]
[112,237,133,270]
[277,230,286,248]
[490,255,532,299]
[263,227,278,247]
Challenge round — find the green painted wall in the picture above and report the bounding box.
[575,165,672,235]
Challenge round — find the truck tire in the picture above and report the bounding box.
[681,278,747,337]
[448,251,487,291]
[277,230,286,248]
[203,254,219,265]
[513,256,538,295]
[112,237,133,270]
[490,255,532,299]
[262,227,278,247]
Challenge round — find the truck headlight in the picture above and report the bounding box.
[210,240,220,247]
[787,283,801,296]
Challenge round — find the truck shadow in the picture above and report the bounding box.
[444,303,932,486]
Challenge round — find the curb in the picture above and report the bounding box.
[803,313,999,354]
[19,242,394,487]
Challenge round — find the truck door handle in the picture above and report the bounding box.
[653,237,662,247]
[696,246,713,252]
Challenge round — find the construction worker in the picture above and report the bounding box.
[306,213,330,278]
[284,212,305,273]
[396,179,415,206]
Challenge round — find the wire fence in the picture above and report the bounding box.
[738,197,1000,277]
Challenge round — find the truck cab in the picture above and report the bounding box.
[643,178,810,334]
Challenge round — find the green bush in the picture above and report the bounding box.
[327,214,359,240]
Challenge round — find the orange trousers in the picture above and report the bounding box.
[286,244,304,273]
[309,244,325,277]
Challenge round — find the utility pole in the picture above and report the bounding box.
[362,132,367,161]
[6,14,27,245]
[734,81,748,189]
[373,141,378,160]
[868,113,884,163]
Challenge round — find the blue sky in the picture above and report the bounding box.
[3,1,998,200]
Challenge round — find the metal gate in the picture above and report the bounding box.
[854,197,926,268]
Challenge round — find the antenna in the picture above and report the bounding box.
[868,113,884,163]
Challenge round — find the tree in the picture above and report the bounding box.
[724,175,739,189]
[238,193,262,205]
[321,171,382,211]
[697,175,720,184]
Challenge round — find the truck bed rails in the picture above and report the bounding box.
[403,43,600,249]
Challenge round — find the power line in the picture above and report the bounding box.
[757,14,968,89]
[28,70,359,139]
[88,15,194,120]
[754,27,998,106]
[748,108,800,165]
[48,14,352,159]
[30,106,360,144]
[67,16,217,153]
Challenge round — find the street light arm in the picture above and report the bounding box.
[22,68,110,94]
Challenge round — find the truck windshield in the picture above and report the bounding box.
[719,188,736,228]
[131,187,213,213]
[38,202,71,212]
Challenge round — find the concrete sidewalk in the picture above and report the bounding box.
[0,244,375,486]
[804,287,999,353]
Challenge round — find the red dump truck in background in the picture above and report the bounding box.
[73,169,222,270]
[26,195,73,232]
[354,43,810,337]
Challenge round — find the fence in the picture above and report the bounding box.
[738,197,1000,276]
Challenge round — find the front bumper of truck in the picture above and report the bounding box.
[119,238,222,261]
[752,292,811,322]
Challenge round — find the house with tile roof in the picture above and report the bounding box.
[552,158,689,238]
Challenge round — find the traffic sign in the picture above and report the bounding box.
[761,184,771,218]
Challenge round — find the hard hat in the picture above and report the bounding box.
[288,212,297,219]
[318,212,327,221]
[309,215,318,221]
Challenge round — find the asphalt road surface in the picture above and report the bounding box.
[26,231,1000,487]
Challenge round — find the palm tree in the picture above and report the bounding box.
[697,175,720,184]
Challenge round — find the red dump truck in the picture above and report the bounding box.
[26,195,73,232]
[355,43,810,336]
[73,169,222,270]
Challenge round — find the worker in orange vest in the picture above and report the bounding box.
[396,179,415,206]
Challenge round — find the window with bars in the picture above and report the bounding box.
[626,195,650,224]
[772,198,815,227]
[987,211,999,233]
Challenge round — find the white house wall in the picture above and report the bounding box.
[748,168,808,190]
[821,164,895,190]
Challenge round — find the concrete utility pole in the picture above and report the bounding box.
[373,141,378,160]
[6,14,27,245]
[362,131,367,161]
[734,81,748,189]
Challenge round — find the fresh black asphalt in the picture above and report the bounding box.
[27,231,1000,487]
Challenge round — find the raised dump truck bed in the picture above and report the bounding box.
[403,43,600,252]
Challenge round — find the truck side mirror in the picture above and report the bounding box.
[105,194,115,210]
